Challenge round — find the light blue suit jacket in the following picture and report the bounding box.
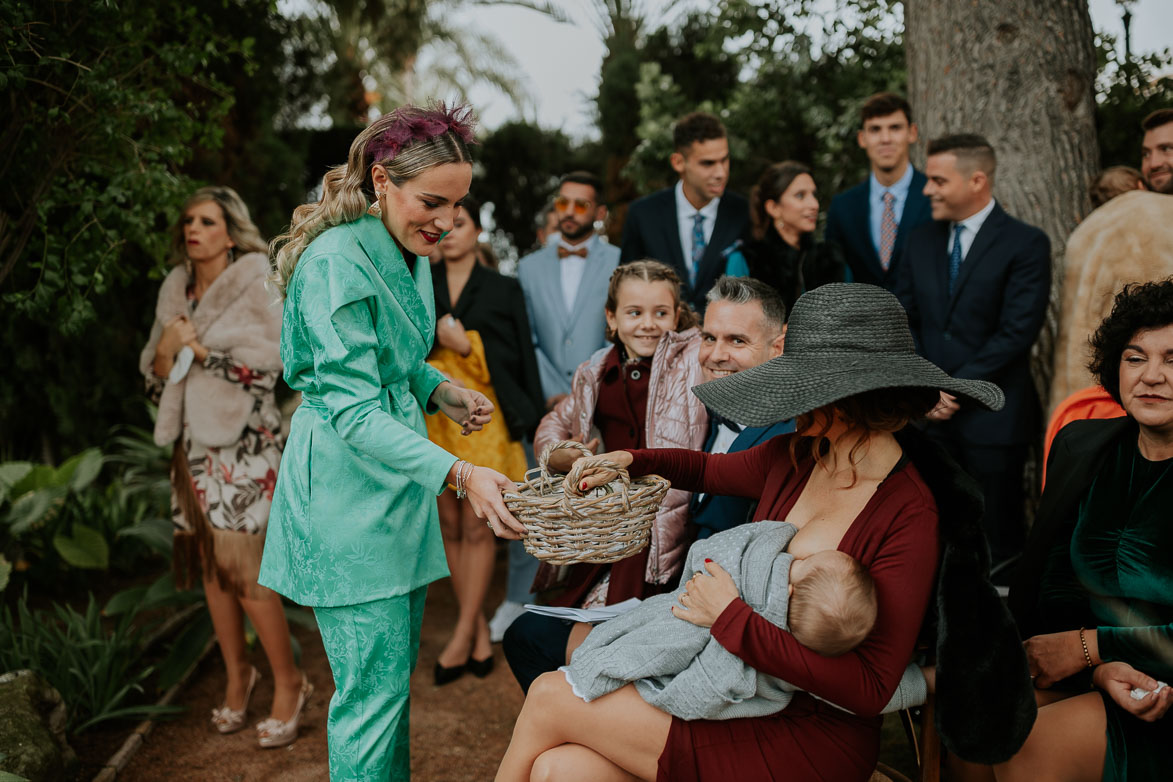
[517,236,620,399]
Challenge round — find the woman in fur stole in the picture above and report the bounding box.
[139,186,306,747]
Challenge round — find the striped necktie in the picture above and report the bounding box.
[879,191,897,271]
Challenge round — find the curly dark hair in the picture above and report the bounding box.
[1088,279,1173,405]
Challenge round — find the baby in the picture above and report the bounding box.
[564,521,891,721]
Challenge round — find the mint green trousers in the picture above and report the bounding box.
[315,587,427,781]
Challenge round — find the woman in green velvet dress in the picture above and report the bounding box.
[1004,279,1173,782]
[259,103,524,781]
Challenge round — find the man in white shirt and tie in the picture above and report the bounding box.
[825,92,932,290]
[619,112,749,312]
[895,134,1051,572]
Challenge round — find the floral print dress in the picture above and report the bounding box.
[146,330,283,536]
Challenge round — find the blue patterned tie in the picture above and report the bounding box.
[948,223,964,296]
[690,212,706,285]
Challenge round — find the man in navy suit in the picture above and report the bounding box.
[620,112,750,312]
[895,134,1051,566]
[692,276,795,538]
[825,92,932,291]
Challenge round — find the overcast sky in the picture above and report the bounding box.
[451,0,1173,139]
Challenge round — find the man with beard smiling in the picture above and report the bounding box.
[518,171,620,411]
[620,112,750,312]
[1141,108,1173,195]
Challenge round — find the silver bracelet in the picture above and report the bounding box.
[455,460,472,499]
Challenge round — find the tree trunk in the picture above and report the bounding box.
[905,0,1099,464]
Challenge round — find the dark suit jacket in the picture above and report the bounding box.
[619,187,750,312]
[825,168,932,291]
[432,262,545,440]
[894,202,1051,446]
[690,417,795,538]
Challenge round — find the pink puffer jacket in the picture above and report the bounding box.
[534,327,708,584]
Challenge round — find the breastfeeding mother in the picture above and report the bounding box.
[260,103,524,781]
[497,284,1035,782]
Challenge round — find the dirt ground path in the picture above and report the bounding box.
[122,551,523,782]
[118,547,919,781]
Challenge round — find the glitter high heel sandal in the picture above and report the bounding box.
[256,674,312,749]
[211,666,260,734]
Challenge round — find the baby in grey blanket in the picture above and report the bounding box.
[563,521,924,721]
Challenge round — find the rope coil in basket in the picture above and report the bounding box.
[503,440,671,565]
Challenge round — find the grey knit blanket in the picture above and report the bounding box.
[565,521,800,720]
[564,521,927,720]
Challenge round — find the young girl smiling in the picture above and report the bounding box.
[502,261,708,691]
[541,260,707,602]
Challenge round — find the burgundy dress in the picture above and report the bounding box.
[625,437,939,782]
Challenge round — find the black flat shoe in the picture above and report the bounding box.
[433,660,466,686]
[468,655,494,678]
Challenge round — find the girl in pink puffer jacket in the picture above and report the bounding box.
[533,260,709,606]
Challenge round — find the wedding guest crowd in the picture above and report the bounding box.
[149,96,1171,781]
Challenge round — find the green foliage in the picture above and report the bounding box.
[0,590,184,732]
[623,0,906,199]
[0,0,231,458]
[0,426,171,593]
[0,1,326,461]
[1094,34,1173,170]
[474,121,600,253]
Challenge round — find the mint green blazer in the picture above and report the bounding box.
[260,214,456,607]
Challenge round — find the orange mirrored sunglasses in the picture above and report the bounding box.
[553,195,594,215]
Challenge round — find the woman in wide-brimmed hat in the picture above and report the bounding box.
[496,283,1036,782]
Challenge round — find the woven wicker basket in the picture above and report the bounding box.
[504,440,670,565]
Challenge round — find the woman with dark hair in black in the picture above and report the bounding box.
[427,196,545,685]
[728,161,845,316]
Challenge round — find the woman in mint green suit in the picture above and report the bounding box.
[260,103,524,780]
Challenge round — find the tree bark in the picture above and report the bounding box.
[905,0,1099,426]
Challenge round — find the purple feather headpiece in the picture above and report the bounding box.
[368,102,477,163]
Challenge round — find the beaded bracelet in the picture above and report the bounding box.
[1079,627,1094,668]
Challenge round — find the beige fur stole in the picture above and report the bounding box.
[138,252,282,447]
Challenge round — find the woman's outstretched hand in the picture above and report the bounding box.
[559,449,633,495]
[462,465,525,540]
[1093,661,1173,722]
[671,560,739,628]
[432,380,493,435]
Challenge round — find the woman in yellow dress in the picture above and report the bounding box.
[426,195,545,683]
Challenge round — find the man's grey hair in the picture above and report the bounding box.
[706,275,787,333]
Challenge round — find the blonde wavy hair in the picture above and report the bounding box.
[270,102,476,297]
[169,186,267,266]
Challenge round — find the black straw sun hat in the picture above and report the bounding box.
[691,283,1005,426]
